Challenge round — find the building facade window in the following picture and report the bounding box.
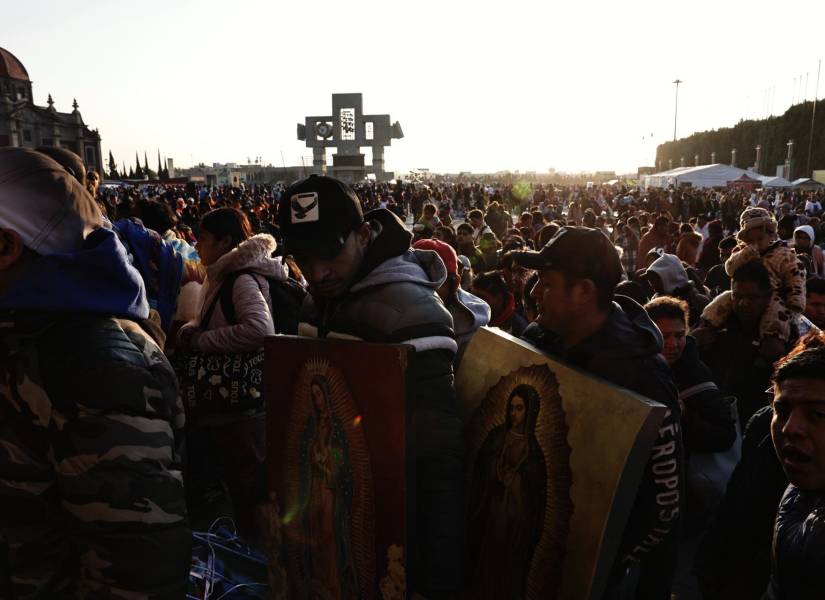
[22,130,31,142]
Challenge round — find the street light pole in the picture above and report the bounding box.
[673,79,683,141]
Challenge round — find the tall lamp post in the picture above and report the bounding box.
[673,79,683,141]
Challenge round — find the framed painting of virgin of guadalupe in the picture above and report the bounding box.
[457,327,668,600]
[264,335,410,600]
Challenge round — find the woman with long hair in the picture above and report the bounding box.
[177,207,288,539]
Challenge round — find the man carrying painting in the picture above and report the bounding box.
[514,226,684,600]
[278,175,462,600]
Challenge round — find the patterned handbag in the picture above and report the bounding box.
[173,277,265,418]
[175,349,265,417]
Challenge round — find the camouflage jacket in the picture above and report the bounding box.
[0,311,190,599]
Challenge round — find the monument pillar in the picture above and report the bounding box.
[312,148,326,174]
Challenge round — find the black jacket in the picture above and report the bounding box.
[522,295,684,598]
[696,406,788,600]
[764,485,825,600]
[672,336,736,454]
[699,317,796,425]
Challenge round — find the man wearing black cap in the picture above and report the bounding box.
[278,175,463,598]
[514,226,684,599]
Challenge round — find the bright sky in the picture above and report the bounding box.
[3,0,824,175]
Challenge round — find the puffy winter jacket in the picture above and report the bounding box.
[299,208,462,596]
[0,228,190,599]
[522,295,684,598]
[763,485,825,600]
[187,233,287,353]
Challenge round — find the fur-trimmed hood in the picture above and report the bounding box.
[192,234,287,327]
[205,234,287,284]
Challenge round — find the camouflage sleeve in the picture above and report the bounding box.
[43,319,191,599]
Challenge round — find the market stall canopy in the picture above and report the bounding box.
[792,178,825,190]
[727,172,763,189]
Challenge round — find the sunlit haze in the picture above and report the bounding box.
[3,0,824,174]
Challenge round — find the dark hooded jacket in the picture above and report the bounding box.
[697,220,724,275]
[671,336,736,454]
[0,228,190,599]
[695,406,787,600]
[763,485,825,600]
[299,208,463,595]
[522,295,683,598]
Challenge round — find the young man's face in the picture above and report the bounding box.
[731,280,771,323]
[293,225,369,298]
[471,286,506,319]
[794,231,812,250]
[653,317,687,366]
[470,216,483,229]
[530,270,576,335]
[805,292,825,329]
[772,378,825,491]
[457,230,473,246]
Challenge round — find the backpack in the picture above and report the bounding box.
[216,269,307,335]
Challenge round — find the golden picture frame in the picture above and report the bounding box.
[457,327,668,600]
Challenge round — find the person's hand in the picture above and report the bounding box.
[176,323,200,351]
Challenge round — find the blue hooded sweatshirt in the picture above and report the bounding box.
[0,227,149,320]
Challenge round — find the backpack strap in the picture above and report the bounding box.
[218,269,262,326]
[211,268,306,332]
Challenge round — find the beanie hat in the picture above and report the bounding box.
[737,207,777,242]
[0,147,100,255]
[413,238,458,276]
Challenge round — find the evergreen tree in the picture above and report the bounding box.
[143,151,149,176]
[134,152,143,178]
[157,150,163,180]
[108,151,118,178]
[129,165,135,178]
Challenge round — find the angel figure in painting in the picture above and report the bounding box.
[468,384,547,600]
[300,374,358,600]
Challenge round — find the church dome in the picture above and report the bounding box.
[0,47,30,82]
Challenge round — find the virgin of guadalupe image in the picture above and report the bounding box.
[298,374,359,600]
[468,384,547,600]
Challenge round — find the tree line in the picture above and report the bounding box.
[656,99,824,180]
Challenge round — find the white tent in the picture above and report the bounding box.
[792,178,825,190]
[643,164,758,189]
[758,175,792,188]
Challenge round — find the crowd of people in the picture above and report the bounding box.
[3,143,825,599]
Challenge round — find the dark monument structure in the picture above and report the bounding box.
[0,47,102,174]
[297,93,403,183]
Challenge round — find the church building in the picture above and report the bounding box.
[0,47,102,173]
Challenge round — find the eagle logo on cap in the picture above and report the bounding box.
[290,192,320,223]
